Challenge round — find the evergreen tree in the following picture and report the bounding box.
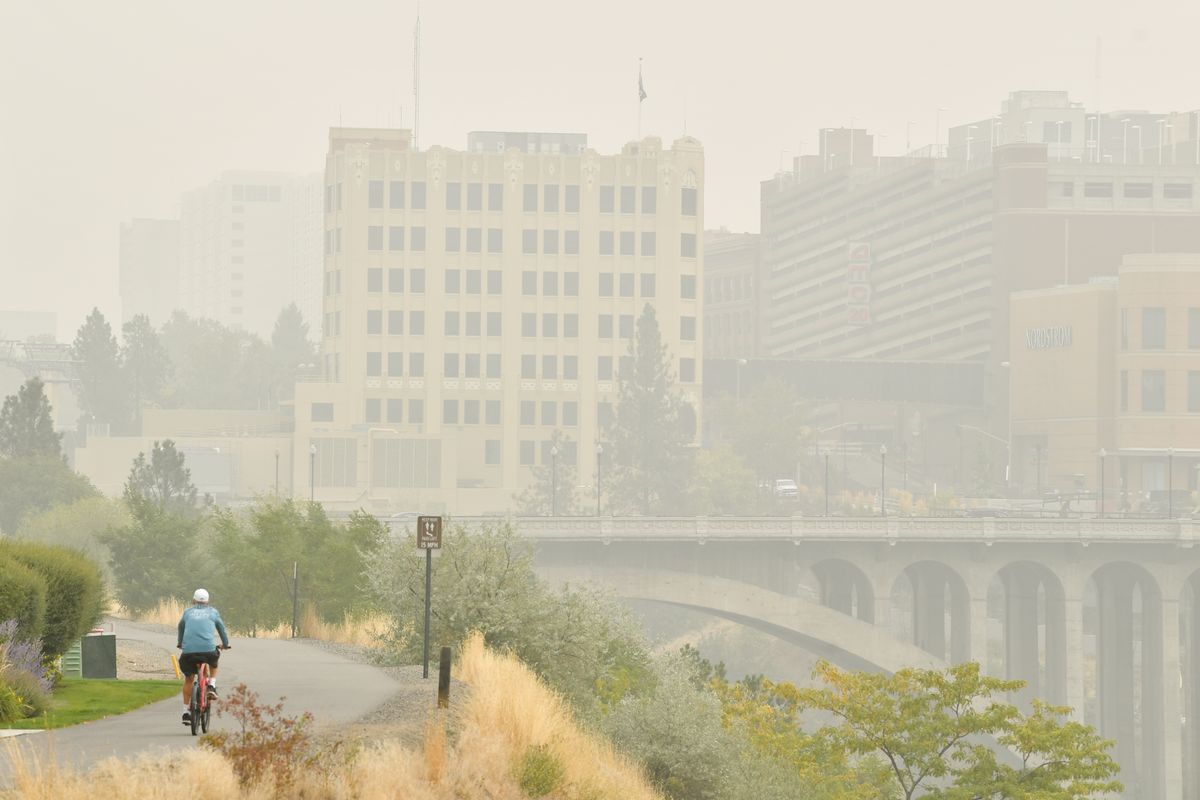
[0,378,61,459]
[124,439,201,518]
[159,310,273,409]
[120,314,171,433]
[71,308,128,430]
[609,305,693,515]
[270,302,317,399]
[514,430,581,515]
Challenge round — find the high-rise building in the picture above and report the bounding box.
[177,171,322,337]
[119,218,179,326]
[294,128,705,514]
[703,230,760,359]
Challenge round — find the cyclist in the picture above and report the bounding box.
[176,588,230,725]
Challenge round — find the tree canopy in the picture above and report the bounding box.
[71,308,128,430]
[0,378,61,459]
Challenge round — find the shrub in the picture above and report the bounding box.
[0,541,105,658]
[0,556,47,642]
[0,667,50,718]
[0,619,52,693]
[517,745,566,798]
[200,683,319,791]
[0,683,22,724]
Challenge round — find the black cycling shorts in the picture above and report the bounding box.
[179,649,220,677]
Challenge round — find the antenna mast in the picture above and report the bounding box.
[413,7,421,150]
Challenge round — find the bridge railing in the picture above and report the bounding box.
[444,515,1200,545]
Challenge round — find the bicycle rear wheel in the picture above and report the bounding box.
[200,700,211,733]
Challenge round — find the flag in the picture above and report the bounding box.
[638,65,647,102]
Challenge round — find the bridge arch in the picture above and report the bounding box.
[890,560,971,664]
[987,561,1067,707]
[811,559,875,623]
[1182,569,1200,800]
[539,565,945,675]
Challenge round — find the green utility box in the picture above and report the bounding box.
[62,641,83,678]
[81,634,117,679]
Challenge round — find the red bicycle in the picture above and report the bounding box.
[187,646,229,736]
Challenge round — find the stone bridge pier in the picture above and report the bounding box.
[455,515,1200,799]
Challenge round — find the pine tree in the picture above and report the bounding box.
[608,305,693,515]
[71,308,128,430]
[0,378,62,459]
[120,314,170,433]
[514,430,581,515]
[124,439,201,518]
[270,303,316,404]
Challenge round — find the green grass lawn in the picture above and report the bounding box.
[3,678,179,730]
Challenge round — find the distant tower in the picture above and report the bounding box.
[413,9,421,150]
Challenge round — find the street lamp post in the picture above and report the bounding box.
[308,443,316,502]
[1168,446,1175,519]
[1122,118,1131,164]
[595,443,604,515]
[879,444,888,516]
[550,445,559,516]
[1098,448,1107,518]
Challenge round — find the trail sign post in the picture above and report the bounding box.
[417,515,442,678]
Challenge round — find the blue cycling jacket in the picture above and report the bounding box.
[177,605,230,654]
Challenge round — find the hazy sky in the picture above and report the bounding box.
[2,0,1197,338]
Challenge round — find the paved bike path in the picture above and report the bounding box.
[1,620,401,779]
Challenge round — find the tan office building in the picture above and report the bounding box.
[1010,254,1200,505]
[294,128,705,514]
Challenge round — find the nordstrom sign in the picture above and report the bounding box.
[1025,325,1073,350]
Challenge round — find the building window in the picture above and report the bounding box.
[484,440,501,464]
[444,311,460,336]
[520,440,535,465]
[410,226,426,251]
[563,355,578,380]
[1120,370,1128,412]
[445,227,461,252]
[544,185,559,213]
[620,231,635,256]
[368,180,384,209]
[520,401,535,425]
[620,186,635,213]
[410,312,427,338]
[389,225,405,251]
[1083,182,1113,198]
[485,400,501,425]
[641,232,656,256]
[411,182,426,209]
[641,273,656,297]
[619,273,635,297]
[1142,307,1166,349]
[522,313,537,338]
[1142,370,1166,412]
[521,354,536,379]
[541,401,557,426]
[681,233,697,258]
[619,314,634,339]
[680,357,695,383]
[682,187,697,215]
[409,399,424,424]
[619,355,633,376]
[487,270,502,294]
[523,184,538,212]
[1164,183,1194,200]
[542,313,558,337]
[311,402,334,422]
[1058,182,1075,198]
[410,352,424,377]
[599,185,614,213]
[599,230,614,255]
[467,182,482,211]
[543,271,558,296]
[681,316,696,341]
[565,185,580,213]
[387,398,403,423]
[542,354,557,379]
[642,187,657,214]
[599,273,614,297]
[367,226,384,251]
[445,269,461,293]
[544,229,559,255]
[564,314,579,338]
[365,398,381,423]
[564,230,579,255]
[487,312,502,337]
[599,315,613,338]
[389,181,405,209]
[388,351,404,376]
[681,274,697,299]
[367,310,382,335]
[367,268,383,292]
[366,352,382,376]
[443,399,459,424]
[488,183,504,210]
[487,228,503,253]
[465,353,480,377]
[1120,308,1129,349]
[1042,120,1072,142]
[1123,182,1153,199]
[410,269,425,292]
[312,437,357,488]
[465,227,482,253]
[598,401,613,429]
[1190,372,1200,413]
[486,353,501,378]
[388,310,404,335]
[597,356,613,380]
[445,183,461,211]
[523,229,537,255]
[466,269,481,294]
[522,270,537,295]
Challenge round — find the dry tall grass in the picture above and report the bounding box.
[0,633,662,800]
[121,598,388,649]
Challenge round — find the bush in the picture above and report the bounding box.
[0,683,22,724]
[0,541,105,658]
[0,556,47,641]
[0,667,50,718]
[0,619,52,693]
[517,745,566,798]
[200,683,320,791]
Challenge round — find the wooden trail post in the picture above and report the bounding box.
[437,646,451,708]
